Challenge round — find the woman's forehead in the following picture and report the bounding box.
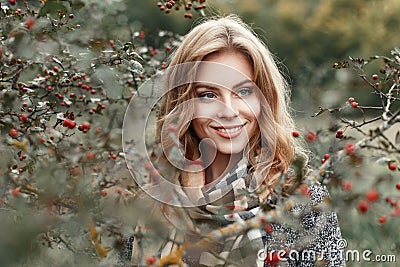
[195,61,254,90]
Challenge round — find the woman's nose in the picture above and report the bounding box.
[216,97,240,119]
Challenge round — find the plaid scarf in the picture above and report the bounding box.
[177,158,266,266]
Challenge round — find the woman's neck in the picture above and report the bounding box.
[203,152,242,185]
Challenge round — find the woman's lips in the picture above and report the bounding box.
[211,124,245,139]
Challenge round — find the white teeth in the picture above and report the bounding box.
[216,126,242,133]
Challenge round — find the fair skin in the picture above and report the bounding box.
[192,50,261,184]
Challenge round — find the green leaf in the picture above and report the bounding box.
[71,0,85,11]
[92,66,123,99]
[38,0,68,18]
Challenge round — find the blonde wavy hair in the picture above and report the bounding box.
[156,15,307,190]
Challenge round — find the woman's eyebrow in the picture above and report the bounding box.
[194,79,254,90]
[194,83,220,90]
[232,79,254,89]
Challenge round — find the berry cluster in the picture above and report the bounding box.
[336,129,344,139]
[348,97,358,108]
[156,0,206,18]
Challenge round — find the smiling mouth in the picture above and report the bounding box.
[211,124,246,138]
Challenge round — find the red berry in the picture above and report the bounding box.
[391,207,400,217]
[336,132,344,139]
[63,119,71,128]
[12,188,20,197]
[305,131,317,142]
[351,102,358,108]
[150,169,160,183]
[358,200,369,213]
[116,188,122,194]
[345,142,356,155]
[69,13,74,19]
[292,131,299,137]
[25,17,35,29]
[100,189,107,196]
[323,153,330,160]
[389,162,397,171]
[86,151,95,160]
[396,183,400,190]
[68,121,76,129]
[10,0,16,5]
[16,58,22,64]
[144,162,153,171]
[146,256,156,265]
[82,122,90,130]
[372,74,379,80]
[298,184,310,196]
[53,66,59,72]
[266,252,281,265]
[348,97,355,103]
[341,180,353,191]
[264,224,273,233]
[378,215,387,224]
[21,113,28,122]
[366,189,379,202]
[9,128,18,138]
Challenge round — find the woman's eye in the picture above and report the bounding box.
[236,88,253,97]
[198,92,216,99]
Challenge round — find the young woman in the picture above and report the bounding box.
[121,15,345,267]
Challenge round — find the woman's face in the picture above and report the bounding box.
[192,50,261,156]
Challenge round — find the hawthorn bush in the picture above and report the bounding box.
[0,0,180,265]
[0,0,399,266]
